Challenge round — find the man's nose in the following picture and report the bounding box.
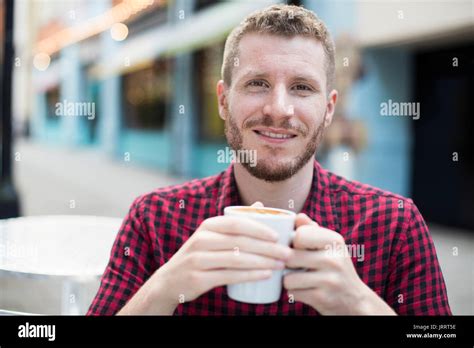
[263,84,294,119]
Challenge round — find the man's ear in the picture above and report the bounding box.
[216,80,229,121]
[324,89,338,128]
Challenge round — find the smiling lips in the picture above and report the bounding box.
[253,128,297,143]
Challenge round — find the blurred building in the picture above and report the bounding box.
[15,0,279,178]
[13,0,474,229]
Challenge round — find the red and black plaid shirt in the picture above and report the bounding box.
[87,160,451,315]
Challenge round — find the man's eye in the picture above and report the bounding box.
[294,84,312,91]
[247,80,268,87]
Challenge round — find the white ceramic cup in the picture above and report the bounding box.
[224,206,300,304]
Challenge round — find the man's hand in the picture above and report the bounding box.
[283,214,397,315]
[124,202,292,314]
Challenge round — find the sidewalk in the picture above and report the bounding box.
[13,138,182,217]
[3,139,473,314]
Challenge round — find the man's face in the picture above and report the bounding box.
[217,33,337,182]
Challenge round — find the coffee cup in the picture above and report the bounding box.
[224,205,301,304]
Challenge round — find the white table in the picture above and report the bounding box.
[0,215,121,314]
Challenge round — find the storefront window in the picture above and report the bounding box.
[45,86,60,122]
[195,42,225,142]
[122,58,174,130]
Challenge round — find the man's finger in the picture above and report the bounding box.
[204,269,273,287]
[202,216,278,241]
[198,231,292,260]
[251,201,264,208]
[285,249,327,269]
[283,270,329,290]
[194,250,285,270]
[292,224,344,250]
[295,213,318,229]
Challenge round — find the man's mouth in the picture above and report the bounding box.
[253,128,297,143]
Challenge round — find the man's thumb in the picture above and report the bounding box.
[250,201,264,208]
[295,213,317,228]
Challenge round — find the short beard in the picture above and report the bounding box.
[224,109,326,182]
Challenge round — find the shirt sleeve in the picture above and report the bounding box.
[385,202,452,315]
[87,196,156,315]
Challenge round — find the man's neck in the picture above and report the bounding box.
[233,160,315,213]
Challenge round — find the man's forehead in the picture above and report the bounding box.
[237,33,325,59]
[234,33,326,84]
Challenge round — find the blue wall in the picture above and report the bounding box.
[31,93,63,143]
[119,130,172,170]
[351,49,413,197]
[192,142,229,178]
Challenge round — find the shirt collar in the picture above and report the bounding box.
[215,164,242,216]
[302,160,340,232]
[216,160,339,232]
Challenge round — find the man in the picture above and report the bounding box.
[88,4,451,315]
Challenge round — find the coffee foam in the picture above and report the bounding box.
[232,207,291,216]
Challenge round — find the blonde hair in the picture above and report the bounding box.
[221,4,336,92]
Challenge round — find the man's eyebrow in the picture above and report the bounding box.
[238,71,323,90]
[293,75,323,90]
[238,70,268,81]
